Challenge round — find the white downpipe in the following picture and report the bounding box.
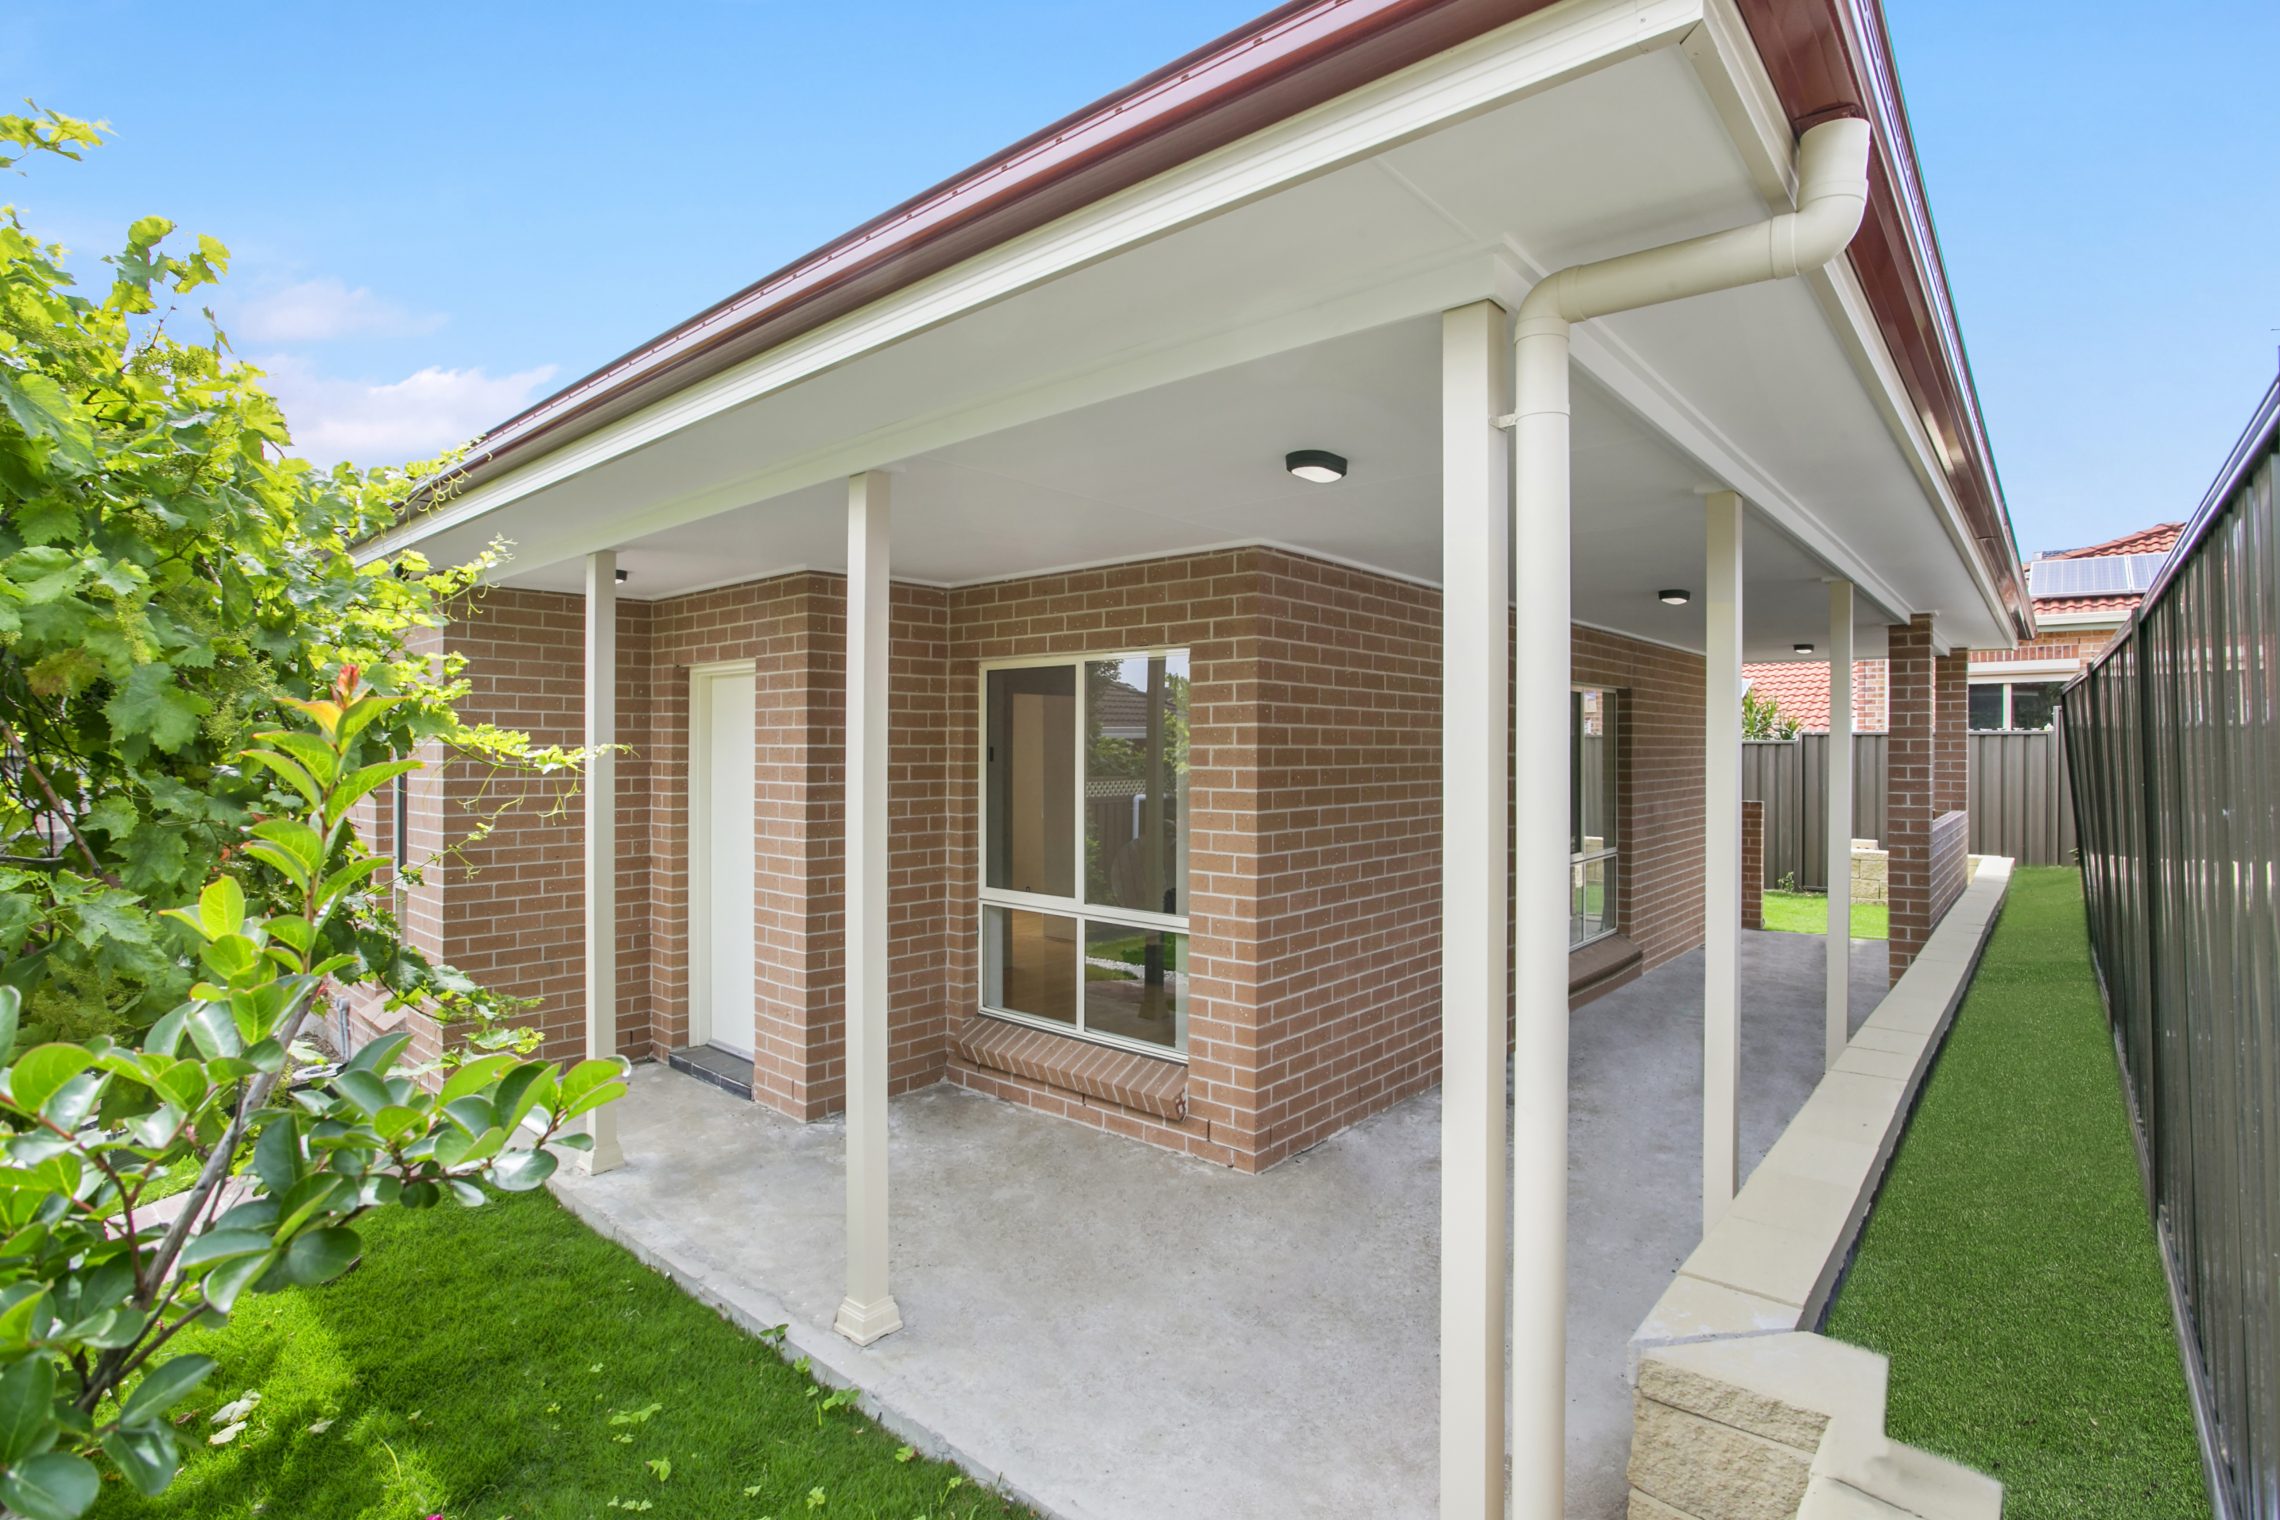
[1505,115,1870,1514]
[1516,118,1872,329]
[1508,306,1572,1520]
[1825,581,1856,1069]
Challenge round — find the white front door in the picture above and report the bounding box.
[691,664,757,1056]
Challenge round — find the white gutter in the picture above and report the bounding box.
[1503,114,1870,1515]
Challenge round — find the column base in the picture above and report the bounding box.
[834,1295,904,1346]
[578,1111,624,1176]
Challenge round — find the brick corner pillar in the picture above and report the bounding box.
[1886,614,1937,982]
[1934,647,1970,818]
[1740,799,1764,930]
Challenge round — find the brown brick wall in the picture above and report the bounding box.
[373,549,1717,1173]
[1572,627,1708,975]
[342,593,654,1072]
[943,549,1260,1167]
[429,589,658,1060]
[1887,614,1936,980]
[633,573,953,1118]
[1929,809,1968,926]
[1245,553,1441,1168]
[1741,800,1764,931]
[1934,648,1970,816]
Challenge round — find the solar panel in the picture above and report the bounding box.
[2027,551,2168,600]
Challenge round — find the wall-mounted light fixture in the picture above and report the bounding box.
[1794,642,1814,655]
[1657,588,1692,607]
[615,568,630,583]
[1284,449,1348,484]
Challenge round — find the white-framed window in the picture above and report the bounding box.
[979,650,1191,1059]
[1571,687,1618,948]
[1968,679,2063,732]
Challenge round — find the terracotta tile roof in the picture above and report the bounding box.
[1741,660,1888,734]
[2047,522,2183,559]
[2031,594,2141,616]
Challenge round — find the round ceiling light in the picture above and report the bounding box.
[1794,642,1814,655]
[1285,449,1348,484]
[1657,588,1692,606]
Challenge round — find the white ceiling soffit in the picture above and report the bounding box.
[385,0,2005,655]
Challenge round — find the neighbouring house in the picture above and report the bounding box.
[1745,521,2179,734]
[348,2,2030,1514]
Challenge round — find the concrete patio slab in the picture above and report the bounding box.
[552,930,1889,1519]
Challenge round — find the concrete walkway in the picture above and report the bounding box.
[552,930,1889,1519]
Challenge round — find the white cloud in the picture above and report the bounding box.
[252,354,560,467]
[231,278,446,343]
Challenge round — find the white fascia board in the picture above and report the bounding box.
[2026,607,2128,630]
[1684,0,2013,654]
[367,0,1703,565]
[1967,657,2079,680]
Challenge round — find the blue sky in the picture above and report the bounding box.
[7,1,2276,557]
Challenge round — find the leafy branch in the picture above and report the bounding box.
[0,673,626,1519]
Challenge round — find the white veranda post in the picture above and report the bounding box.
[1825,580,1856,1068]
[834,470,902,1347]
[581,549,625,1175]
[1703,492,1744,1230]
[1437,301,1510,1520]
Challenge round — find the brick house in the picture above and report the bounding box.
[1745,520,2179,734]
[354,1,2031,1510]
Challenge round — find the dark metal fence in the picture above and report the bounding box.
[1742,734,1885,891]
[1965,730,2075,865]
[2064,376,2280,1520]
[1744,728,2071,890]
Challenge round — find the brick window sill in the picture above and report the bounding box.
[954,1016,1187,1121]
[1569,933,1643,1007]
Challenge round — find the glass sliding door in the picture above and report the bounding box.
[980,651,1191,1056]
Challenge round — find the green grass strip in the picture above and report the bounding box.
[1823,866,2208,1518]
[1761,889,1888,940]
[97,1190,1032,1520]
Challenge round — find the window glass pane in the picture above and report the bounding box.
[1573,689,1616,853]
[986,665,1076,898]
[982,906,1078,1027]
[2009,682,2062,732]
[1967,683,2007,731]
[1570,857,1612,945]
[1083,653,1189,916]
[1082,923,1187,1052]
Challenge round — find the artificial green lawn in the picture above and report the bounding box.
[1761,888,1888,939]
[1823,866,2207,1518]
[95,1191,1032,1520]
